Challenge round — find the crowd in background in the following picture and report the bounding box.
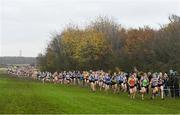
[7,65,180,100]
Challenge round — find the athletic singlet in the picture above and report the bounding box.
[89,75,95,82]
[129,78,135,86]
[151,78,158,86]
[79,75,84,80]
[116,76,120,82]
[142,79,148,87]
[119,76,124,82]
[105,76,111,84]
[158,78,163,85]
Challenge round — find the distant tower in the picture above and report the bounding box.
[19,50,22,57]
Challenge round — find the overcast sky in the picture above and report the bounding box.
[0,0,180,57]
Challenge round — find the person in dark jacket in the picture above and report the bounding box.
[174,75,180,97]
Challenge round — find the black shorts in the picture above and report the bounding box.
[151,85,157,88]
[119,81,123,85]
[99,80,103,82]
[141,85,148,88]
[111,82,116,85]
[89,80,95,83]
[158,84,163,87]
[130,86,135,89]
[106,82,111,85]
[66,79,70,81]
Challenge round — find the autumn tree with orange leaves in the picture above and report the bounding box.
[37,15,180,72]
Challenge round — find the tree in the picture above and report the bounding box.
[37,14,180,72]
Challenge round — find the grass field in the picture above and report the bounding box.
[0,73,180,114]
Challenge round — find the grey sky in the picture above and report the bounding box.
[0,0,180,57]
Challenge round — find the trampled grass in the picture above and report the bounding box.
[0,74,179,114]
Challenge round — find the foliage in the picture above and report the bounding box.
[37,14,180,72]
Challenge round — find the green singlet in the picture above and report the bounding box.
[142,79,148,87]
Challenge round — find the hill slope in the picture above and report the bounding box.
[0,74,179,114]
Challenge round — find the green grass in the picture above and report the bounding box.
[0,68,7,74]
[0,73,179,114]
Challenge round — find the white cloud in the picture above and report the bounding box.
[1,0,180,56]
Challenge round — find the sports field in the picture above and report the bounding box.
[0,73,179,114]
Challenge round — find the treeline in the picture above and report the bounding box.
[37,14,180,72]
[0,57,36,65]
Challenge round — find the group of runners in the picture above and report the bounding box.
[7,65,178,100]
[7,66,36,77]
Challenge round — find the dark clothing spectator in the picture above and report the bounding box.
[174,76,180,97]
[169,75,175,97]
[164,79,169,96]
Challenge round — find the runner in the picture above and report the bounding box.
[111,73,117,93]
[89,72,96,92]
[128,73,137,99]
[140,73,149,100]
[150,73,159,99]
[158,72,165,100]
[104,73,111,92]
[7,66,173,100]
